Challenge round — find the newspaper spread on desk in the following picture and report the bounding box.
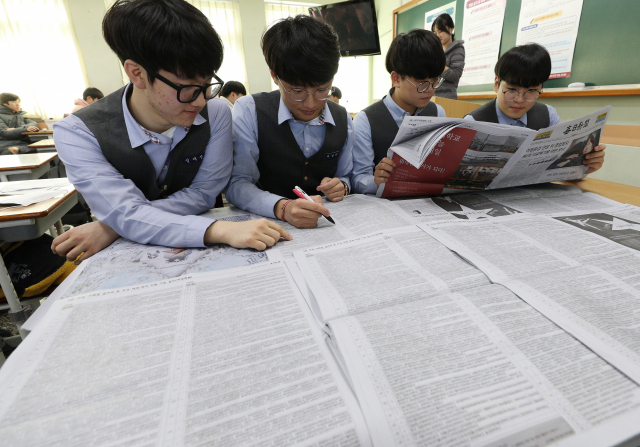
[377,106,611,198]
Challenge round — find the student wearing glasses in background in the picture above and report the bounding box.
[226,15,353,229]
[351,29,447,194]
[464,43,605,173]
[51,0,290,264]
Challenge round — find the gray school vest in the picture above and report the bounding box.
[253,90,348,200]
[362,88,438,166]
[467,99,550,130]
[73,85,210,201]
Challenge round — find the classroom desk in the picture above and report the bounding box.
[0,184,77,337]
[0,153,58,182]
[21,130,53,142]
[27,139,56,153]
[557,178,640,207]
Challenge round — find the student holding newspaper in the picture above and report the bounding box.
[464,44,606,174]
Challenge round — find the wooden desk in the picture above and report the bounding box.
[27,139,56,152]
[0,153,58,182]
[21,131,53,142]
[0,184,77,336]
[557,178,640,207]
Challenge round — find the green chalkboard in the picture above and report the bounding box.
[396,0,640,92]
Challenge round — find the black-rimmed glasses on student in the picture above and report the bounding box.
[141,65,224,103]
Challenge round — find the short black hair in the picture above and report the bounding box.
[431,13,455,40]
[0,93,19,104]
[331,86,342,99]
[103,0,224,83]
[386,29,445,79]
[220,81,246,98]
[495,43,551,88]
[262,15,340,87]
[83,87,104,100]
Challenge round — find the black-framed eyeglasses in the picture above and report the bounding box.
[500,81,542,102]
[141,65,224,103]
[403,76,445,92]
[277,78,333,102]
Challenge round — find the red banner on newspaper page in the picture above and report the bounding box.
[379,127,476,198]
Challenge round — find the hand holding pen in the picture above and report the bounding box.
[272,187,334,229]
[293,186,335,224]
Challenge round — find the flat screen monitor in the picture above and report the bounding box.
[309,0,381,57]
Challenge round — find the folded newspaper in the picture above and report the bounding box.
[377,106,611,198]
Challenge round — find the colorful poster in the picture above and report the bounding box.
[424,1,456,30]
[515,0,584,79]
[459,0,507,86]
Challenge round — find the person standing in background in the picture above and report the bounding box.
[431,13,465,100]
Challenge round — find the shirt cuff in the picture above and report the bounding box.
[353,174,378,195]
[186,215,219,247]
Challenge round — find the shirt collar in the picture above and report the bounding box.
[277,95,335,126]
[495,99,527,126]
[121,83,207,147]
[383,87,424,120]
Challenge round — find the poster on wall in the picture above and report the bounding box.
[515,0,584,79]
[424,1,456,30]
[459,0,508,86]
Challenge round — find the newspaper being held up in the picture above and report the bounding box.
[377,106,611,198]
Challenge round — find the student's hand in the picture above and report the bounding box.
[316,177,344,202]
[374,158,396,186]
[275,197,330,229]
[51,221,120,265]
[584,143,606,174]
[6,128,15,131]
[26,126,38,132]
[8,147,20,154]
[205,219,291,251]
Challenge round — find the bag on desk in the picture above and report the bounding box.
[0,234,76,301]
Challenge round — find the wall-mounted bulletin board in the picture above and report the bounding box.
[393,0,640,94]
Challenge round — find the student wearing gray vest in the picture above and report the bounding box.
[225,16,353,229]
[351,30,446,194]
[51,0,290,264]
[464,44,606,174]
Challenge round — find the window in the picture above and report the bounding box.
[0,0,88,119]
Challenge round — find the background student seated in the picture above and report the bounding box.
[51,0,289,264]
[219,81,246,110]
[351,29,446,194]
[72,87,104,113]
[329,86,341,105]
[464,43,605,174]
[0,93,38,155]
[225,15,353,229]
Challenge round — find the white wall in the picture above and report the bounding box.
[66,0,124,96]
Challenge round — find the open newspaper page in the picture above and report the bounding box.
[293,226,490,321]
[393,183,626,224]
[328,283,640,447]
[0,262,371,446]
[421,214,640,385]
[376,107,611,199]
[264,194,416,259]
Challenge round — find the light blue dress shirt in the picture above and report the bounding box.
[225,94,354,218]
[351,94,446,194]
[53,84,233,248]
[463,101,561,127]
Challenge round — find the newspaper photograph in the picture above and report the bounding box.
[377,106,611,198]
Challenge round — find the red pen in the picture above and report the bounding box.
[293,186,335,224]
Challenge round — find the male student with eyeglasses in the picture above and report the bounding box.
[464,43,605,174]
[51,0,290,264]
[225,15,353,229]
[351,29,447,194]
